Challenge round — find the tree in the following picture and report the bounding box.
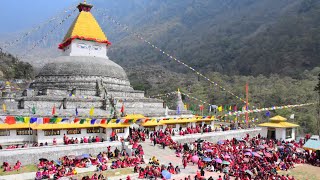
[314,73,320,135]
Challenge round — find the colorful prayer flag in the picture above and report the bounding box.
[120,103,125,113]
[80,119,86,124]
[2,104,6,112]
[30,117,37,124]
[75,107,78,116]
[32,106,36,114]
[50,117,57,123]
[15,116,24,122]
[89,107,94,116]
[90,119,96,125]
[52,105,56,115]
[24,117,30,123]
[74,118,80,123]
[5,116,16,124]
[43,117,50,124]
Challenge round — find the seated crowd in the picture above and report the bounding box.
[1,161,21,172]
[34,142,145,180]
[172,133,318,180]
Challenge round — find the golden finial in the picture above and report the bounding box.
[177,88,180,93]
[84,0,87,4]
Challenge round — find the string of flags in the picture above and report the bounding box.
[95,8,247,104]
[1,4,77,53]
[0,115,216,125]
[0,103,313,125]
[19,8,77,58]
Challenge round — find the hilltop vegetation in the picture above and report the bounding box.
[0,0,319,134]
[128,65,319,135]
[0,51,34,80]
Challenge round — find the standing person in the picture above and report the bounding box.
[162,141,165,149]
[183,158,187,169]
[153,137,156,146]
[200,167,205,176]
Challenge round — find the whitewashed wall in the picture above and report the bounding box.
[36,128,108,144]
[0,129,33,144]
[66,39,107,58]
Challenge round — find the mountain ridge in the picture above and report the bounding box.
[0,0,319,77]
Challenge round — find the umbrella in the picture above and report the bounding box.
[205,149,213,152]
[236,138,245,142]
[263,144,269,148]
[82,154,91,159]
[76,155,83,160]
[161,170,171,179]
[54,160,61,166]
[191,155,199,163]
[217,140,224,145]
[296,148,305,153]
[222,160,230,165]
[39,158,48,162]
[215,158,222,163]
[256,151,264,155]
[224,155,230,159]
[245,170,253,176]
[244,149,252,152]
[243,158,250,163]
[258,145,265,149]
[252,152,262,158]
[288,143,294,147]
[278,146,284,149]
[195,139,204,143]
[264,152,272,158]
[203,157,212,162]
[244,152,252,156]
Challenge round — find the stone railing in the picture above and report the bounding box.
[172,128,261,144]
[0,141,122,165]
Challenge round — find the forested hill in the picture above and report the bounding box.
[103,0,320,78]
[1,0,320,78]
[0,52,34,80]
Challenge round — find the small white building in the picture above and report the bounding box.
[258,115,299,141]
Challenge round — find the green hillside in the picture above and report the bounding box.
[0,51,34,80]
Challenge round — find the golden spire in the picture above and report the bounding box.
[84,0,87,4]
[178,88,180,93]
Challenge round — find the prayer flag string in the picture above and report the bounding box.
[95,8,247,104]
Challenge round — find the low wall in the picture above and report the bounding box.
[0,141,121,165]
[172,128,262,144]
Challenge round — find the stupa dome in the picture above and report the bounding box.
[38,56,128,80]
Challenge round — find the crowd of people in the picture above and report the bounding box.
[62,135,105,145]
[171,133,317,179]
[34,142,145,180]
[1,161,21,172]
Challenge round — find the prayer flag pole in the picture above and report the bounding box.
[245,82,249,126]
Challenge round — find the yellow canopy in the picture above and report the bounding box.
[32,123,101,130]
[101,123,130,128]
[270,115,287,122]
[258,122,299,128]
[141,120,164,127]
[162,118,196,124]
[259,115,299,128]
[0,123,34,130]
[125,114,145,119]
